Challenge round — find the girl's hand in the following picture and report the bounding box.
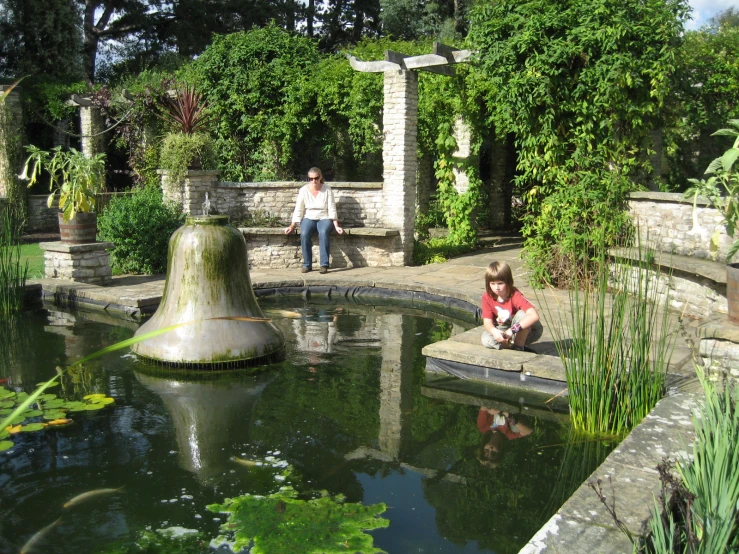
[493,331,508,344]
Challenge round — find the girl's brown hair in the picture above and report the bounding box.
[484,261,514,298]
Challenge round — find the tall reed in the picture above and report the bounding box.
[538,240,676,435]
[640,368,739,553]
[0,203,28,317]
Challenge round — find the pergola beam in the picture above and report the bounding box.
[348,42,473,74]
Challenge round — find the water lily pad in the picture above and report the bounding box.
[43,410,67,420]
[36,381,59,388]
[83,394,106,400]
[0,440,13,452]
[42,399,66,409]
[23,409,43,418]
[7,414,27,425]
[20,423,47,432]
[39,394,58,402]
[0,428,8,439]
[83,403,106,411]
[0,400,14,409]
[0,408,13,416]
[16,392,28,401]
[94,397,115,405]
[0,389,13,400]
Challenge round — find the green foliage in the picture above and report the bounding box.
[93,529,206,554]
[468,0,689,285]
[233,209,284,228]
[97,186,185,275]
[641,369,739,553]
[663,16,739,189]
[537,242,675,435]
[433,121,482,246]
[208,486,389,554]
[190,25,321,181]
[412,236,478,265]
[159,132,216,185]
[683,120,739,262]
[19,146,106,221]
[0,205,27,317]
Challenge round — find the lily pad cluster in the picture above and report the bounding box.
[0,385,114,452]
[208,486,389,554]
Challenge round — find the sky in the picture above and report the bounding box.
[686,0,736,30]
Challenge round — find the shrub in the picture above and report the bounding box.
[97,186,184,275]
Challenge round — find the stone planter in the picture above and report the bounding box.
[728,263,739,325]
[59,212,97,244]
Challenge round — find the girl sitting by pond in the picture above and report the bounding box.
[481,261,539,352]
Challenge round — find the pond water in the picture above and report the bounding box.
[0,298,614,554]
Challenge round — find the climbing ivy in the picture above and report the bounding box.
[467,0,689,285]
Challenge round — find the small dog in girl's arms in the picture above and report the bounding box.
[480,261,540,352]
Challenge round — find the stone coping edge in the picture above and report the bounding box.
[219,181,383,190]
[609,247,727,284]
[697,315,739,342]
[520,392,698,553]
[39,241,115,253]
[629,191,711,206]
[240,227,400,237]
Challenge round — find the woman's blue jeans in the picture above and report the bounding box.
[300,218,332,269]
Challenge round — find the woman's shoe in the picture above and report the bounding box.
[301,267,311,273]
[319,266,328,274]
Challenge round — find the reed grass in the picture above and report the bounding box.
[641,368,739,553]
[0,204,28,317]
[538,240,676,436]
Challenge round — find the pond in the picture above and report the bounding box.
[0,297,615,554]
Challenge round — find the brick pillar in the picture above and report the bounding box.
[80,106,105,158]
[0,85,23,199]
[452,116,473,194]
[382,70,418,265]
[161,170,219,215]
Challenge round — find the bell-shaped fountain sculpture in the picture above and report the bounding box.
[132,215,285,367]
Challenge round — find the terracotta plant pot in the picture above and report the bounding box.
[728,263,739,325]
[59,212,97,244]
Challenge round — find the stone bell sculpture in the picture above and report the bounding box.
[132,215,284,367]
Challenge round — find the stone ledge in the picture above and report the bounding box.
[698,315,739,341]
[629,191,711,206]
[39,241,115,253]
[240,227,400,237]
[219,181,383,190]
[610,247,727,284]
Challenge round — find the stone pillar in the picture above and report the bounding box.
[39,241,114,285]
[80,106,105,159]
[452,116,473,194]
[0,85,23,199]
[378,313,414,459]
[161,170,219,215]
[382,70,418,265]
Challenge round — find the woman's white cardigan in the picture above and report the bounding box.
[291,185,338,224]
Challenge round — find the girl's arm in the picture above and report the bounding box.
[483,317,506,343]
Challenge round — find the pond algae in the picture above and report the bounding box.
[208,486,389,554]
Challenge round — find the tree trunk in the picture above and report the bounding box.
[307,0,315,36]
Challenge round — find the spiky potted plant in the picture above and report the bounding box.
[19,146,106,243]
[685,120,739,323]
[158,85,215,186]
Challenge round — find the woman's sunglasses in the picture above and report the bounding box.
[308,176,321,182]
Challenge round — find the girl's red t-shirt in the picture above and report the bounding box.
[481,288,533,326]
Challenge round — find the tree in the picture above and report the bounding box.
[0,0,84,80]
[468,0,689,285]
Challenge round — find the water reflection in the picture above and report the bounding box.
[134,371,272,477]
[1,300,615,554]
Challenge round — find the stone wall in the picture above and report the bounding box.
[28,195,59,232]
[243,229,404,269]
[628,192,736,262]
[214,181,384,227]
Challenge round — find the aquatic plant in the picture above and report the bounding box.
[0,385,114,451]
[0,205,28,317]
[208,486,389,554]
[93,528,207,553]
[639,368,739,553]
[538,240,676,435]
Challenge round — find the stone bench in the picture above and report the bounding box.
[239,227,404,269]
[609,247,727,320]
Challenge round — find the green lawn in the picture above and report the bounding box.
[19,243,45,279]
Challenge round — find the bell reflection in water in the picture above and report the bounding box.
[135,370,271,476]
